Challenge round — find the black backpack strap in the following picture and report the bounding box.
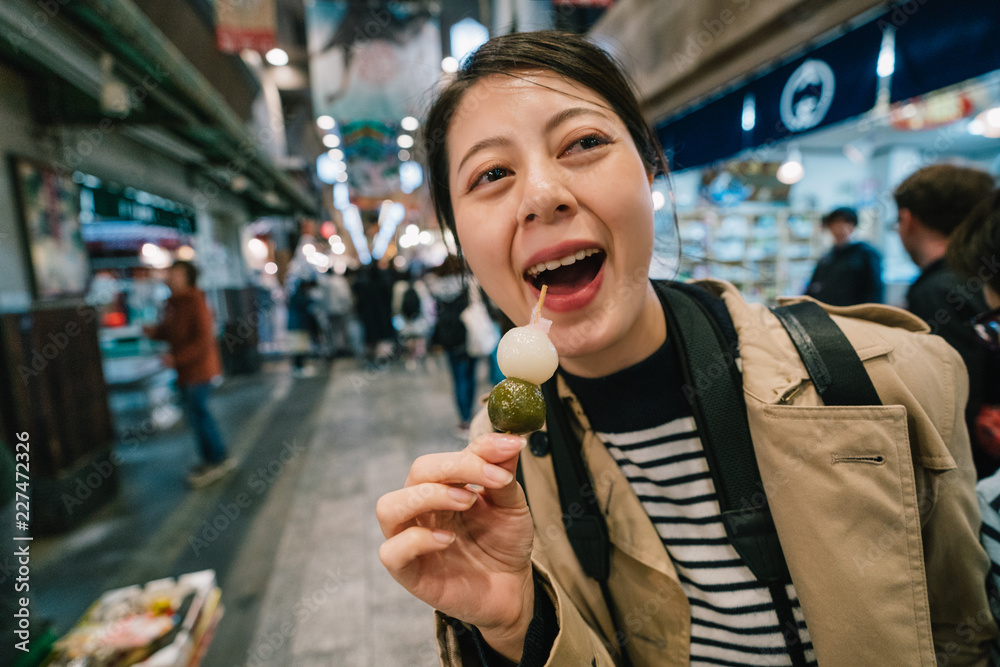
[656,283,812,667]
[541,379,610,581]
[540,379,633,666]
[653,283,791,585]
[771,301,882,407]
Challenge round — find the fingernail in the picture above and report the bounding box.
[484,463,514,485]
[496,435,526,451]
[433,530,455,544]
[448,487,477,504]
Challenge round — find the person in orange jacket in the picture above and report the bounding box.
[145,261,233,487]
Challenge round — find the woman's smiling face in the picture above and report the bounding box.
[447,71,664,376]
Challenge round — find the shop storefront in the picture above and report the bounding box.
[656,0,1000,305]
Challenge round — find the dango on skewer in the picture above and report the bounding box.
[488,287,558,434]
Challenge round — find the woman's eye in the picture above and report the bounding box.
[566,134,609,154]
[472,166,508,190]
[485,167,507,181]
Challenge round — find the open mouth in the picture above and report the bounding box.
[524,248,606,295]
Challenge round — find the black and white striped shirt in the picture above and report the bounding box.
[563,336,818,666]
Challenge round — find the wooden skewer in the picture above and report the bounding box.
[532,285,548,324]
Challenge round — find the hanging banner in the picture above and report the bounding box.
[889,0,1000,104]
[658,18,882,170]
[306,1,441,123]
[215,0,277,54]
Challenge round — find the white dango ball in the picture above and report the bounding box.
[497,326,558,385]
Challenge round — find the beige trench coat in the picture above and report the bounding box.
[437,280,997,665]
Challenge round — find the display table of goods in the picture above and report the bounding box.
[42,570,223,667]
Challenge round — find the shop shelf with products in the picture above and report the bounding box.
[676,206,824,304]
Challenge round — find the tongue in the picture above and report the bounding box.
[540,254,602,295]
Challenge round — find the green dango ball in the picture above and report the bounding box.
[488,377,546,434]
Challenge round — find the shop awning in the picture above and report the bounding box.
[655,0,1000,171]
[890,0,1000,104]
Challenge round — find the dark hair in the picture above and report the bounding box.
[946,189,1000,296]
[422,30,667,245]
[821,207,858,227]
[893,164,994,236]
[171,260,199,287]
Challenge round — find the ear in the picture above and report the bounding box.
[897,208,913,233]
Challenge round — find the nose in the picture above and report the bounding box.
[516,163,577,226]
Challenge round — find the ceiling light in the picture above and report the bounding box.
[265,48,289,66]
[248,238,268,259]
[264,262,278,275]
[327,148,344,161]
[741,93,756,132]
[401,116,419,132]
[974,107,1000,138]
[776,145,805,185]
[441,57,459,73]
[317,115,335,130]
[397,135,414,149]
[877,28,895,78]
[651,191,666,211]
[322,134,341,148]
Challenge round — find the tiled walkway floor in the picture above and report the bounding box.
[244,355,466,666]
[30,353,487,666]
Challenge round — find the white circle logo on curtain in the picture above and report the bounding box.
[780,59,836,132]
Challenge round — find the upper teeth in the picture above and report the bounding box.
[526,248,600,277]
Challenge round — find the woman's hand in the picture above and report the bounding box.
[376,433,535,660]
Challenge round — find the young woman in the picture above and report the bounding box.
[376,31,995,666]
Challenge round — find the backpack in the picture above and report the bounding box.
[431,290,468,350]
[536,281,881,667]
[401,283,421,319]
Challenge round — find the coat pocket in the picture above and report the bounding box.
[748,403,936,667]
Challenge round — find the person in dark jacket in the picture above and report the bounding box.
[145,261,233,487]
[352,263,397,367]
[895,163,999,478]
[287,277,319,376]
[805,206,884,306]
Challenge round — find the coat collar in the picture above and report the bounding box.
[703,279,928,405]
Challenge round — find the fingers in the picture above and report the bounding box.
[379,525,455,576]
[376,483,478,539]
[466,433,527,465]
[405,433,526,489]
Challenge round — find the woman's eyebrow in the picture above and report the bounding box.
[457,136,511,175]
[545,107,609,133]
[456,107,609,175]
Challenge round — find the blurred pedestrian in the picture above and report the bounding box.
[287,277,319,377]
[895,163,998,478]
[946,189,1000,474]
[144,261,233,488]
[319,269,354,358]
[393,270,432,371]
[804,206,883,306]
[353,263,397,367]
[427,256,480,439]
[947,189,1000,654]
